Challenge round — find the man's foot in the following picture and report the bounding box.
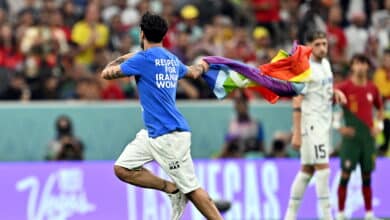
[365,211,382,220]
[336,212,345,220]
[168,190,188,220]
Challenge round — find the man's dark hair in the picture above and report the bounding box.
[140,12,168,43]
[350,53,371,67]
[305,30,327,43]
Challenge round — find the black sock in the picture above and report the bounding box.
[171,189,180,194]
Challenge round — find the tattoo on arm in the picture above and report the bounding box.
[102,65,125,80]
[107,57,126,67]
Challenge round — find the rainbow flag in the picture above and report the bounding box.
[201,43,312,103]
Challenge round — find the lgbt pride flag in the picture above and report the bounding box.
[201,43,312,103]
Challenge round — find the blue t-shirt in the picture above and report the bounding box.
[120,47,190,138]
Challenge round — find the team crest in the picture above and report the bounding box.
[366,93,373,102]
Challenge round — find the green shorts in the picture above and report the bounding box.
[340,131,376,173]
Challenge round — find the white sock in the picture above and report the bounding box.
[315,169,333,220]
[285,171,312,220]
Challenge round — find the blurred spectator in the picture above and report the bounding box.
[0,0,387,102]
[252,26,274,65]
[58,60,89,99]
[0,7,8,25]
[373,49,390,100]
[370,0,390,55]
[160,0,176,50]
[365,35,381,69]
[344,11,369,60]
[249,0,281,45]
[297,0,327,44]
[219,90,265,158]
[327,4,347,73]
[15,8,35,42]
[100,77,126,100]
[171,29,191,64]
[268,131,292,158]
[71,3,109,67]
[49,10,70,54]
[61,0,81,29]
[107,14,127,53]
[0,23,23,71]
[16,0,40,20]
[177,4,203,43]
[76,77,101,100]
[0,72,30,100]
[45,115,84,160]
[225,27,256,63]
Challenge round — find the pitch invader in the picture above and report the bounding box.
[336,54,384,220]
[284,30,346,220]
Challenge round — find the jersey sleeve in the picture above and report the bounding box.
[178,60,188,79]
[300,82,310,95]
[373,84,383,109]
[120,53,144,76]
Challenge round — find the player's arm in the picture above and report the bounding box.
[185,60,209,79]
[101,53,135,80]
[291,95,303,149]
[372,87,385,135]
[333,89,347,104]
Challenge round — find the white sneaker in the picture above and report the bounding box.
[168,191,188,220]
[365,211,382,220]
[336,212,345,220]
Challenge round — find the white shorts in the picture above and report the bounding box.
[115,129,200,194]
[300,122,330,165]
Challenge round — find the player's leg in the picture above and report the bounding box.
[337,170,350,220]
[285,165,314,220]
[337,138,359,220]
[114,129,178,193]
[312,130,332,220]
[285,131,315,220]
[149,131,223,220]
[314,163,332,220]
[186,188,223,220]
[361,136,379,220]
[114,166,178,192]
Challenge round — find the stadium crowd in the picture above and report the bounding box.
[0,0,388,101]
[0,0,389,159]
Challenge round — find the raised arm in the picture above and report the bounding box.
[101,53,135,80]
[185,60,210,79]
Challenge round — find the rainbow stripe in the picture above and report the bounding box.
[201,43,312,103]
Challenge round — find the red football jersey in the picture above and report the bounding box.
[336,79,383,128]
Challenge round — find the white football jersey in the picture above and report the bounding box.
[301,58,333,127]
[300,57,334,164]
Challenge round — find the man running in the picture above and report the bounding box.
[101,12,222,220]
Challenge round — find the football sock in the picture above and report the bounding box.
[337,176,349,212]
[285,171,312,220]
[315,169,332,220]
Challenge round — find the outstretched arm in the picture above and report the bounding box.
[101,53,135,80]
[185,60,209,79]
